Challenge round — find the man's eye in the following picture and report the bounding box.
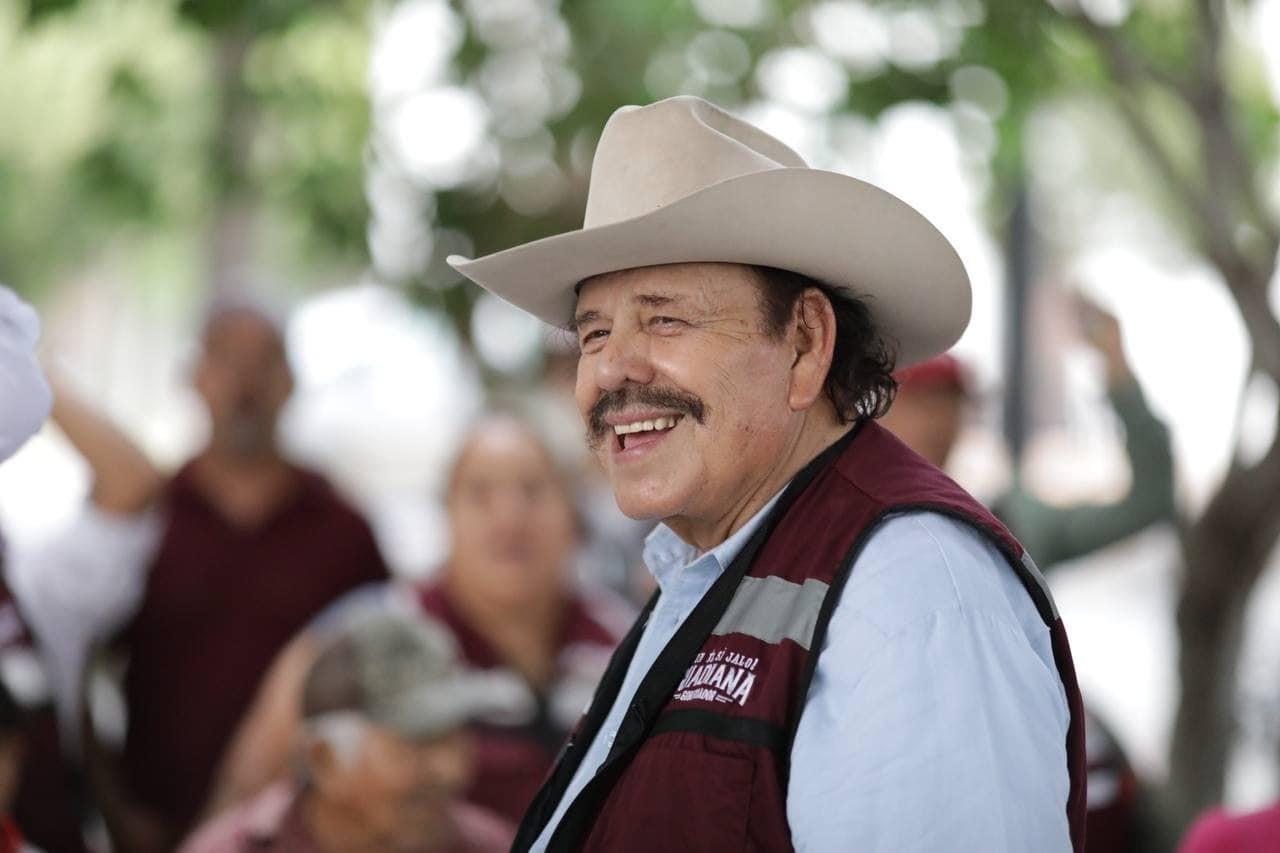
[580,329,609,346]
[651,316,685,329]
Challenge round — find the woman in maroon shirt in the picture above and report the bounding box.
[201,414,627,827]
[415,414,626,820]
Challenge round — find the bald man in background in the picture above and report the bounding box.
[19,301,391,852]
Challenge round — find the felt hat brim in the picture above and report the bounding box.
[449,166,969,368]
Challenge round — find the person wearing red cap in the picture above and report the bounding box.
[882,297,1175,570]
[880,353,973,474]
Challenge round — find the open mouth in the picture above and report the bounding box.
[613,415,682,452]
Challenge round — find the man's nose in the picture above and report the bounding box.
[593,325,655,391]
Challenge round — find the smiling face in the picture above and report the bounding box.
[573,263,815,541]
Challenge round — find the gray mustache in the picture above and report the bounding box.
[587,387,706,448]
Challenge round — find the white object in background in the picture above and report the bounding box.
[0,285,53,461]
[6,503,162,748]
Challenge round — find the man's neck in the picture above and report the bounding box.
[445,576,565,688]
[189,449,297,530]
[667,410,851,553]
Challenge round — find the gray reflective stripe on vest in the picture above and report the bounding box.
[711,576,829,650]
[1020,550,1060,620]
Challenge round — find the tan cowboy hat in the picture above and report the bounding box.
[448,95,970,367]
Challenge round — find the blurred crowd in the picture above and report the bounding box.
[0,277,1270,853]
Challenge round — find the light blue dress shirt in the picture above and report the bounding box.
[531,496,1072,852]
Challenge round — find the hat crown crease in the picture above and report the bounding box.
[583,96,807,229]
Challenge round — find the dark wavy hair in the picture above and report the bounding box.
[752,266,898,422]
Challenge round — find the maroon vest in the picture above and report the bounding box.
[515,422,1087,852]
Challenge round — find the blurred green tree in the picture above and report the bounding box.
[1,0,370,302]
[985,1,1280,841]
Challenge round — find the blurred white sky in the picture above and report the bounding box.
[2,0,1280,808]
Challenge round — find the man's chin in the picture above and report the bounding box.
[611,484,686,523]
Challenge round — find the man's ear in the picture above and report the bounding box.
[788,288,837,412]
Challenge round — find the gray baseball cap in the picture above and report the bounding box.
[301,610,532,739]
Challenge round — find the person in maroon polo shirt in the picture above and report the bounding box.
[414,415,627,821]
[63,302,392,852]
[202,414,627,826]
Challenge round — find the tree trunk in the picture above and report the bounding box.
[1166,452,1280,837]
[205,25,257,298]
[1168,523,1248,823]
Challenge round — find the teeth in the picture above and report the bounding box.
[612,416,679,436]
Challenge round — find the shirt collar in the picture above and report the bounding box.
[170,459,322,528]
[642,485,789,594]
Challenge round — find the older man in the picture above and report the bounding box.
[180,610,513,852]
[448,97,1087,851]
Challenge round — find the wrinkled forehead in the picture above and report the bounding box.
[572,262,764,318]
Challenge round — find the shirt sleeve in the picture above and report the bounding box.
[5,503,161,746]
[786,512,1072,852]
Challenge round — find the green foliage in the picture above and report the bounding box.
[21,0,79,23]
[244,8,372,263]
[176,0,337,33]
[0,0,371,297]
[1,0,1276,317]
[0,0,213,292]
